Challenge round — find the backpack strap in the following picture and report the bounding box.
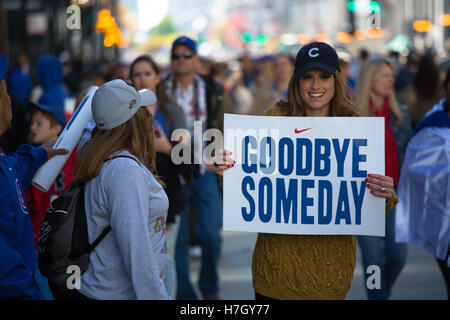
[70,184,88,259]
[105,154,141,166]
[85,155,141,253]
[87,225,112,253]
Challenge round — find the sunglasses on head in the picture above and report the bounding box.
[171,53,194,60]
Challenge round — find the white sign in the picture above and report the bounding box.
[223,114,385,236]
[32,86,98,192]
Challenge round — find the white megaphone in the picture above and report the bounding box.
[32,86,98,192]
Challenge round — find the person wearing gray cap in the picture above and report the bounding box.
[0,53,69,299]
[69,79,169,300]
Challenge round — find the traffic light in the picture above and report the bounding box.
[346,0,356,12]
[255,34,268,46]
[346,1,356,34]
[240,32,253,43]
[369,1,381,13]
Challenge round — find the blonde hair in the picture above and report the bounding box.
[74,108,161,185]
[279,70,357,117]
[356,58,403,125]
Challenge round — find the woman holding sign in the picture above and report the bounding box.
[253,43,398,300]
[220,43,398,300]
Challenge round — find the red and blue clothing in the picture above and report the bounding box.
[369,99,400,187]
[25,148,77,248]
[0,145,47,299]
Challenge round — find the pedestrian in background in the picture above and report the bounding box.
[6,53,32,105]
[0,54,69,299]
[394,51,418,107]
[407,54,441,129]
[249,56,274,115]
[130,54,187,299]
[355,57,412,300]
[268,52,295,106]
[25,98,75,249]
[396,68,450,299]
[165,36,225,300]
[30,55,69,117]
[24,97,76,300]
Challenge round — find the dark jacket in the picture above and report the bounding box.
[0,97,28,153]
[414,99,450,135]
[389,103,413,169]
[155,102,187,224]
[201,74,224,130]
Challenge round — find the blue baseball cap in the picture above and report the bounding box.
[29,92,67,128]
[0,54,8,80]
[171,36,197,54]
[294,42,340,78]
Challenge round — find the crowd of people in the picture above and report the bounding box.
[0,35,449,300]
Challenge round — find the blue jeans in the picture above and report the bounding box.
[164,216,180,299]
[357,206,407,299]
[175,171,223,299]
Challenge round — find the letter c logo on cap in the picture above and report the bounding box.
[308,48,319,58]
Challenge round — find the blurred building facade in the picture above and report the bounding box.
[0,0,449,67]
[0,0,123,68]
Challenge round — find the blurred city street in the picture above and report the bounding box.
[0,0,449,302]
[189,230,447,300]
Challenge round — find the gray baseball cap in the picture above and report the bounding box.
[92,79,156,130]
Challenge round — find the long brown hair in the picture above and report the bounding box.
[277,70,358,117]
[74,108,161,184]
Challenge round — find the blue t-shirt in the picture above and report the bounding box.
[154,107,170,138]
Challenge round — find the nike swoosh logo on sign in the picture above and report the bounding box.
[294,128,312,134]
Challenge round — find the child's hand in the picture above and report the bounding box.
[41,140,69,160]
[44,146,70,159]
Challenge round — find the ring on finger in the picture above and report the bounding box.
[381,186,387,193]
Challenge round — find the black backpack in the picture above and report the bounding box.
[37,155,139,292]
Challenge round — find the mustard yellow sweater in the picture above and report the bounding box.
[251,105,398,300]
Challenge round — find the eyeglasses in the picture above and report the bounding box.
[171,53,194,60]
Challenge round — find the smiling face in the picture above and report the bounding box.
[131,60,160,92]
[298,68,335,116]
